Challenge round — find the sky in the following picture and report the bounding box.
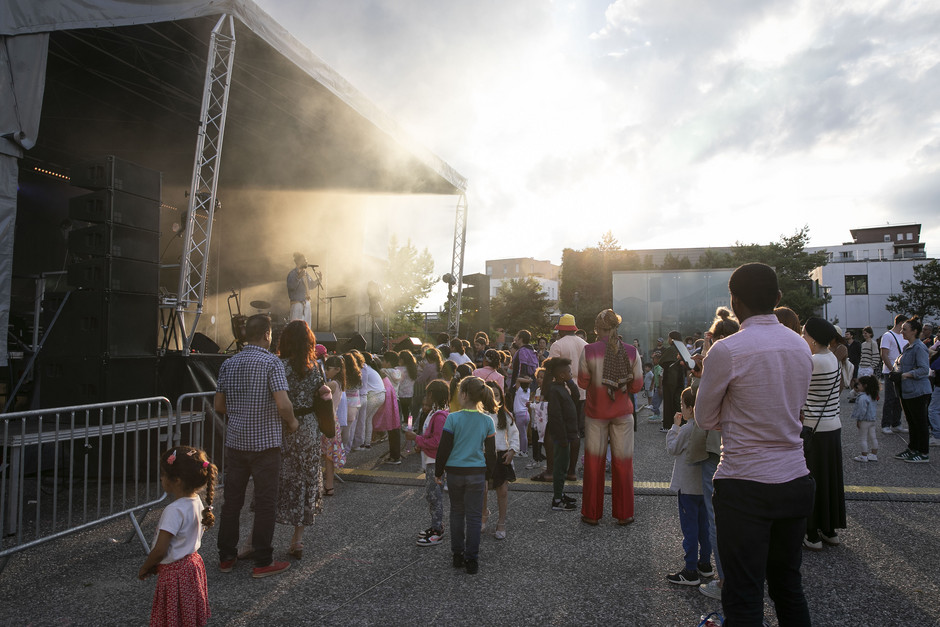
[254,0,940,308]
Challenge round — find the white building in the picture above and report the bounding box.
[485,257,559,306]
[807,223,929,332]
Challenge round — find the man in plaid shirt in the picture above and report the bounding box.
[215,314,298,578]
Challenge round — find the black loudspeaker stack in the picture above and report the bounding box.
[40,156,162,408]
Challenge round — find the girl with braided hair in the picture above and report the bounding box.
[138,446,217,626]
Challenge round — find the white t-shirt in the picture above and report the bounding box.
[154,496,205,564]
[449,352,473,366]
[879,330,908,374]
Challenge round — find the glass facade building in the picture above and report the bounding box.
[612,269,735,354]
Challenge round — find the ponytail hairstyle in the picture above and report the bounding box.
[160,446,218,528]
[425,379,451,411]
[350,349,365,368]
[324,355,346,390]
[540,358,554,398]
[483,348,501,369]
[343,352,362,388]
[857,375,880,401]
[424,346,443,370]
[441,359,457,381]
[448,362,475,405]
[905,315,923,336]
[459,376,499,413]
[485,380,514,431]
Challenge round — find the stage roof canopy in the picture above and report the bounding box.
[2,0,467,195]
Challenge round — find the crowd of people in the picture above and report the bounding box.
[139,263,938,626]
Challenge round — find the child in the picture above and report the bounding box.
[406,379,451,546]
[648,354,664,422]
[852,375,880,462]
[512,378,531,457]
[526,368,549,470]
[434,376,497,575]
[544,357,579,511]
[483,381,519,539]
[642,363,653,407]
[665,387,713,587]
[138,446,217,627]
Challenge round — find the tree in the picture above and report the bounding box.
[886,260,940,321]
[730,226,829,321]
[661,253,692,270]
[694,249,734,269]
[597,230,621,251]
[385,235,436,335]
[490,277,553,336]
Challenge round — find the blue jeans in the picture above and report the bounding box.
[678,492,711,572]
[424,464,444,532]
[927,386,940,439]
[446,472,486,560]
[651,388,662,416]
[701,452,723,579]
[218,447,281,567]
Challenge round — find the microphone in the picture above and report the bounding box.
[303,264,319,269]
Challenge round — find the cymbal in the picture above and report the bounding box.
[250,300,272,310]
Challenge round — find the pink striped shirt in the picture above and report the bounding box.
[694,314,813,484]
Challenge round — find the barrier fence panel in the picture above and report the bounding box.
[0,396,210,572]
[174,391,226,486]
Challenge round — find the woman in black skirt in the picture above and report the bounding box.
[800,317,847,550]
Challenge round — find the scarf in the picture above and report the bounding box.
[600,336,633,401]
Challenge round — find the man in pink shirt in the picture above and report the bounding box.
[695,263,814,626]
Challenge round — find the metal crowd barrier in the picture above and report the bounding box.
[174,391,225,483]
[0,396,211,574]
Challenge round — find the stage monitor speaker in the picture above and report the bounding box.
[69,155,162,201]
[67,258,159,293]
[42,290,158,357]
[394,337,422,353]
[341,333,367,353]
[190,332,220,354]
[68,223,159,263]
[39,355,158,409]
[313,331,337,352]
[69,189,160,232]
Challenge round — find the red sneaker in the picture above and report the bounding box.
[219,558,237,573]
[252,560,291,578]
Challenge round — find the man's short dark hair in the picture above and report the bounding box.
[894,314,909,326]
[729,263,779,313]
[517,329,532,344]
[245,314,272,342]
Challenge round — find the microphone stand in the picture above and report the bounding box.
[312,267,324,330]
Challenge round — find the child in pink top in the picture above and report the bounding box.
[406,379,450,546]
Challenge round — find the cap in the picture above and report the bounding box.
[315,344,327,357]
[555,313,577,331]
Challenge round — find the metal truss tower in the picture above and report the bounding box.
[174,15,236,353]
[446,193,469,338]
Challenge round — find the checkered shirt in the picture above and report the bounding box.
[218,344,289,451]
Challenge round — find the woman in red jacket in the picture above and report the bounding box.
[578,309,643,526]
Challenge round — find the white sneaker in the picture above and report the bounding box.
[819,531,841,546]
[699,579,722,600]
[852,455,869,463]
[929,437,940,447]
[881,427,893,434]
[867,453,878,461]
[893,426,909,434]
[803,536,823,551]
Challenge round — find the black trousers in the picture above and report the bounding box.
[714,475,815,627]
[900,393,931,454]
[217,447,281,567]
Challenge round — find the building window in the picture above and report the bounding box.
[907,233,913,240]
[840,251,853,261]
[845,275,868,295]
[896,233,903,241]
[884,235,890,242]
[486,266,492,275]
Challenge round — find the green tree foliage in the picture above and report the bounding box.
[886,259,940,321]
[597,230,621,251]
[385,235,436,335]
[490,277,553,336]
[558,247,643,330]
[694,249,734,269]
[730,226,829,321]
[661,253,692,269]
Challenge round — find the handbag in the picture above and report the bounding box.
[313,395,336,438]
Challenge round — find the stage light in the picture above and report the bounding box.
[32,166,70,181]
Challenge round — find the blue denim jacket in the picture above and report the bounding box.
[899,339,931,398]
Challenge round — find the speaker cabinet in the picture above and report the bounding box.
[39,356,158,409]
[69,189,160,232]
[42,290,158,357]
[67,258,159,293]
[68,224,159,263]
[69,155,162,201]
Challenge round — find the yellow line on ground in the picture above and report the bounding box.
[337,468,940,496]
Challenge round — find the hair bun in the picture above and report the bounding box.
[716,307,731,320]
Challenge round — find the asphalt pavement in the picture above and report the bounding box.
[2,394,938,626]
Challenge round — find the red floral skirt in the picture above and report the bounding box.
[151,552,210,627]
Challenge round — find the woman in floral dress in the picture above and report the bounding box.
[276,320,330,559]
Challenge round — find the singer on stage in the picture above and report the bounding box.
[287,252,320,327]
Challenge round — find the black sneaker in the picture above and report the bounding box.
[666,568,701,586]
[416,530,444,546]
[904,453,930,463]
[561,494,577,505]
[452,553,465,568]
[464,558,479,575]
[418,527,434,538]
[697,561,715,578]
[552,497,576,511]
[894,449,914,460]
